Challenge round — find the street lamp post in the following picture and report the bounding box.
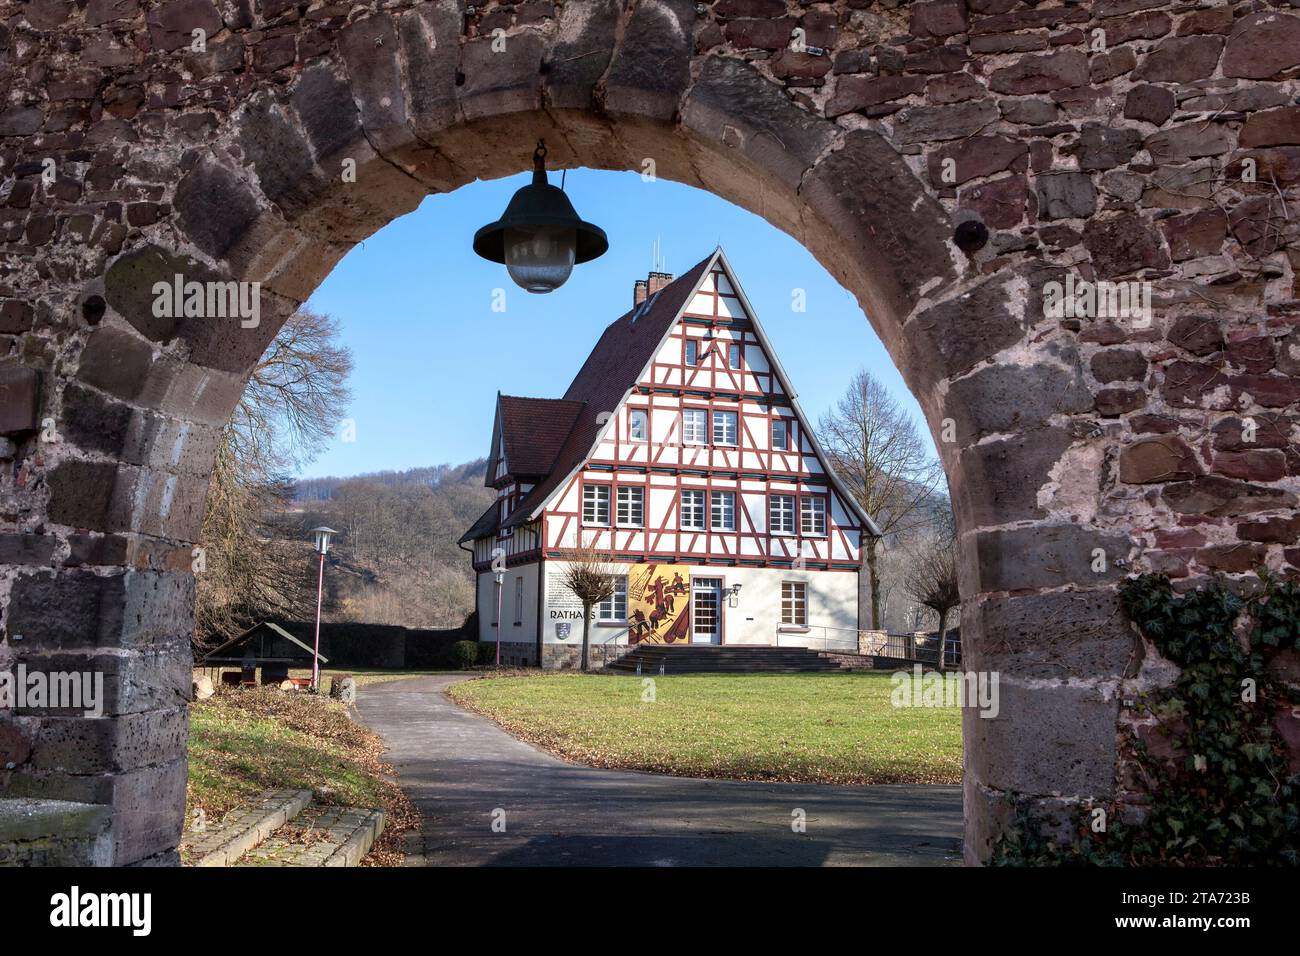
[310,527,337,692]
[494,571,504,668]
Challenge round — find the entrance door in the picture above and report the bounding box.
[691,578,723,644]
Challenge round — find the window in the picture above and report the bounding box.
[598,576,628,622]
[712,410,737,446]
[685,339,698,366]
[800,496,826,536]
[628,409,648,441]
[680,490,706,530]
[711,491,735,531]
[582,484,610,525]
[728,343,742,369]
[616,486,644,527]
[770,494,795,534]
[772,418,789,451]
[781,582,807,626]
[682,408,707,444]
[513,577,524,624]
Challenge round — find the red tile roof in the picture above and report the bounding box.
[460,252,715,544]
[497,395,585,480]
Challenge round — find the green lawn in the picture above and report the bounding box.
[449,672,962,785]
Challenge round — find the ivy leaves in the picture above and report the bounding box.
[997,572,1300,866]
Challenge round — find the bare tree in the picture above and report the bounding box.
[194,308,353,650]
[903,537,960,672]
[818,371,944,629]
[557,541,623,672]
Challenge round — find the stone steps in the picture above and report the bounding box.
[182,788,313,867]
[181,789,384,867]
[604,645,869,674]
[236,805,386,867]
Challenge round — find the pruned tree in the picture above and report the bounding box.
[557,541,623,672]
[818,371,944,630]
[194,308,353,651]
[903,537,960,672]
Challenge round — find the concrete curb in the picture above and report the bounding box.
[186,789,312,867]
[322,809,385,867]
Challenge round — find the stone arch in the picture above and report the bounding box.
[2,0,1298,865]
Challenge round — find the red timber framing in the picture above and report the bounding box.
[466,249,878,575]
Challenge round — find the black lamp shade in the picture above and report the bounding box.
[473,169,609,266]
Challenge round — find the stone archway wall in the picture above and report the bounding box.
[1,0,1297,865]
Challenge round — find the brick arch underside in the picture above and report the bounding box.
[2,0,1298,867]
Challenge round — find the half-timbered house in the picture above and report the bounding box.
[459,248,878,668]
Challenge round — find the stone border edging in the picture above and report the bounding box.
[321,809,385,867]
[187,789,313,867]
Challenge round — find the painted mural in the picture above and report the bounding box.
[627,564,691,644]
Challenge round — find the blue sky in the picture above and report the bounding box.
[299,168,928,479]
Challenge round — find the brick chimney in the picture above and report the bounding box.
[633,270,674,307]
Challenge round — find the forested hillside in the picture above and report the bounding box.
[292,459,492,629]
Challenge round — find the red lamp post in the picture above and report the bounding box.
[310,527,338,692]
[494,571,504,667]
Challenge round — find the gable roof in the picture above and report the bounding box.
[500,252,716,528]
[199,621,329,665]
[491,395,585,483]
[467,247,880,539]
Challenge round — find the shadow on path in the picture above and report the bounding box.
[356,675,963,867]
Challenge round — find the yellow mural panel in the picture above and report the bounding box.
[627,564,691,644]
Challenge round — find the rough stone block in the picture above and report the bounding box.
[960,524,1131,595]
[801,130,956,335]
[950,427,1075,529]
[604,0,695,120]
[174,159,261,261]
[945,354,1093,443]
[1222,11,1300,80]
[398,2,464,137]
[28,707,188,775]
[6,757,188,865]
[0,365,40,435]
[684,56,836,193]
[6,569,194,651]
[963,588,1137,680]
[16,643,192,718]
[1119,437,1201,483]
[962,679,1119,797]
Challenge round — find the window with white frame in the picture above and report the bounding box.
[711,491,735,531]
[728,343,742,369]
[680,490,705,530]
[616,486,644,527]
[712,410,737,446]
[781,582,807,626]
[513,577,524,624]
[682,408,707,444]
[629,409,648,441]
[684,339,698,366]
[598,575,628,622]
[770,494,795,534]
[800,496,826,535]
[771,418,789,451]
[582,484,610,525]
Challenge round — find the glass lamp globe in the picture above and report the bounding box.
[505,225,577,294]
[472,140,607,294]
